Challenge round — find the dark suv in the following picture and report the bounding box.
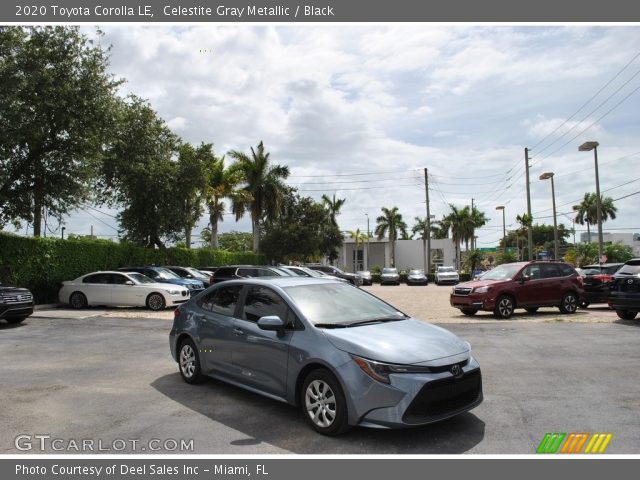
[211,265,290,284]
[117,266,205,293]
[607,258,640,320]
[450,261,583,319]
[579,263,624,308]
[0,284,34,324]
[306,264,362,286]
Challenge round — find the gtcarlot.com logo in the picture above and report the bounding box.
[536,432,613,454]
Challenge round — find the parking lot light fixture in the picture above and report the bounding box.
[539,172,559,260]
[578,141,604,262]
[495,206,506,250]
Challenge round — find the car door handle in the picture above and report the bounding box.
[233,328,245,336]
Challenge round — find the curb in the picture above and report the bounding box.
[34,303,63,311]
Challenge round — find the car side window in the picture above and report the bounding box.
[110,274,129,285]
[542,264,562,279]
[200,286,243,317]
[241,286,291,323]
[237,268,259,277]
[83,274,101,283]
[559,264,575,276]
[523,265,542,280]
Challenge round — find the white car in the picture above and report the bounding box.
[59,271,190,311]
[435,266,460,285]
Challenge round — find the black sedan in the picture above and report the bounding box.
[608,258,640,320]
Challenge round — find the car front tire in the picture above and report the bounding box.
[301,369,350,436]
[146,293,166,311]
[494,295,515,319]
[178,338,205,384]
[616,310,638,320]
[559,292,578,314]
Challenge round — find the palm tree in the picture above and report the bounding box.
[469,206,488,250]
[228,141,290,252]
[443,205,471,270]
[515,213,532,260]
[430,217,451,239]
[413,217,429,271]
[321,194,346,227]
[205,156,245,249]
[375,206,408,267]
[573,192,617,244]
[348,228,368,270]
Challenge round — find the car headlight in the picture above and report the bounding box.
[352,356,433,384]
[167,290,180,295]
[474,286,490,293]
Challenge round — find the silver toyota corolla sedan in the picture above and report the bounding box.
[169,277,482,435]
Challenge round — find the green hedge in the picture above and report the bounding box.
[0,233,265,304]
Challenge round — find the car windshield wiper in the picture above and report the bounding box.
[314,323,349,329]
[347,317,406,327]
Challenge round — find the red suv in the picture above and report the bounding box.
[450,261,583,319]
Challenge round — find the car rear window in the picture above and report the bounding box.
[617,261,640,275]
[214,267,236,277]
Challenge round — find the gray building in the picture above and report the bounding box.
[340,237,456,273]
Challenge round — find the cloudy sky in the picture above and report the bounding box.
[26,25,640,247]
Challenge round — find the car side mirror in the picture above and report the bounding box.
[520,275,530,283]
[257,315,285,335]
[186,274,193,278]
[125,281,134,286]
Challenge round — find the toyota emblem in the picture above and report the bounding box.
[628,279,634,284]
[451,364,463,378]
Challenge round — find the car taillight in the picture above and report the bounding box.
[593,274,613,283]
[577,276,584,287]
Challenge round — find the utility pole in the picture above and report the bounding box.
[525,147,533,260]
[90,225,94,238]
[471,198,475,250]
[425,168,431,274]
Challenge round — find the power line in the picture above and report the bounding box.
[298,182,423,192]
[289,175,418,186]
[290,168,418,178]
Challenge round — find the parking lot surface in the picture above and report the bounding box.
[2,285,638,454]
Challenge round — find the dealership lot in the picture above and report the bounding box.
[1,285,638,454]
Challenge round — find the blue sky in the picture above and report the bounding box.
[17,25,640,247]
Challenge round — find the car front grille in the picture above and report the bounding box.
[619,279,640,293]
[453,287,472,295]
[402,369,482,424]
[1,292,33,304]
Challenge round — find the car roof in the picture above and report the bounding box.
[583,263,624,268]
[219,276,342,288]
[81,271,137,276]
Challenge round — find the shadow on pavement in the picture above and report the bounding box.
[151,373,485,454]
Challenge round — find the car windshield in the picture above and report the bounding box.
[154,268,180,280]
[284,283,406,326]
[480,264,522,281]
[439,267,455,272]
[616,261,640,275]
[129,273,154,284]
[382,268,398,274]
[409,270,424,275]
[184,267,208,280]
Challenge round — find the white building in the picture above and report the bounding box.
[579,232,640,256]
[340,237,456,273]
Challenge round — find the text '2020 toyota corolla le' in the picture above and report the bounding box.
[169,277,482,435]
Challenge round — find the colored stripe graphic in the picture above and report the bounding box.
[559,433,589,453]
[537,433,613,454]
[584,433,613,454]
[536,433,566,453]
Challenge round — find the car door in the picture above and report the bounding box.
[229,285,293,398]
[540,263,564,305]
[513,264,544,307]
[194,284,243,376]
[109,273,141,306]
[81,273,112,305]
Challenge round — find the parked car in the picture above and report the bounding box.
[116,266,205,294]
[579,263,624,308]
[170,277,482,435]
[378,267,399,285]
[356,270,373,286]
[435,266,460,285]
[279,265,348,283]
[450,261,583,319]
[306,264,362,286]
[607,258,640,320]
[406,269,428,286]
[0,284,34,324]
[164,266,213,287]
[59,271,190,311]
[211,265,290,284]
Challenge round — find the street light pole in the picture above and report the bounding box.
[539,172,559,260]
[495,206,506,250]
[579,141,604,263]
[365,213,370,271]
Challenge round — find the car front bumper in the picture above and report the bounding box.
[336,354,482,429]
[437,277,459,284]
[0,302,34,319]
[608,292,640,312]
[381,276,400,284]
[450,293,493,311]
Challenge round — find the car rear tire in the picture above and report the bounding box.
[6,317,27,324]
[559,292,578,314]
[301,369,350,436]
[69,292,87,309]
[178,338,205,384]
[494,295,515,319]
[146,293,166,311]
[461,308,478,316]
[525,307,539,314]
[616,310,638,320]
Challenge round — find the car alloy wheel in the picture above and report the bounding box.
[616,310,638,321]
[178,339,204,384]
[146,293,166,311]
[69,292,87,309]
[302,369,349,436]
[494,296,514,319]
[559,292,578,314]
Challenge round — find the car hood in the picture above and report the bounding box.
[457,278,502,289]
[0,285,31,293]
[381,273,399,277]
[321,318,469,365]
[161,278,202,287]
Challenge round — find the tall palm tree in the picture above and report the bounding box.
[469,206,488,251]
[348,228,368,270]
[228,141,290,252]
[321,194,346,227]
[430,217,451,239]
[205,156,245,249]
[443,205,471,269]
[515,213,532,260]
[375,206,408,268]
[573,192,617,244]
